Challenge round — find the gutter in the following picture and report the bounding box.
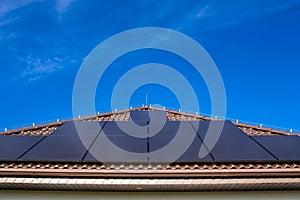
[1,168,300,178]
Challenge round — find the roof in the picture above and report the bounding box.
[0,106,300,191]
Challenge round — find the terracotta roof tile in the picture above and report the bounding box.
[1,162,300,172]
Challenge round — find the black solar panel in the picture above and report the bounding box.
[83,121,148,163]
[84,136,148,163]
[146,110,168,122]
[51,121,103,136]
[149,121,213,164]
[192,120,277,162]
[252,135,300,162]
[175,133,213,163]
[0,135,45,161]
[129,110,167,127]
[20,121,103,162]
[102,121,148,137]
[149,121,180,151]
[130,110,151,122]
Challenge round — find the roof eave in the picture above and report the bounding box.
[1,176,300,191]
[2,168,300,178]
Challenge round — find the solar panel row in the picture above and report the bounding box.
[1,111,300,164]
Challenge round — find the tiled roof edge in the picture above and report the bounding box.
[0,106,296,136]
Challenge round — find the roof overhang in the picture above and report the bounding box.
[1,162,300,191]
[1,177,300,191]
[2,167,300,178]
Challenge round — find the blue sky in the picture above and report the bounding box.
[0,0,300,132]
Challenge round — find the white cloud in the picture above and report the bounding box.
[189,1,217,20]
[0,16,19,26]
[55,0,74,14]
[0,0,41,27]
[178,0,300,30]
[0,0,41,17]
[21,56,64,82]
[55,0,74,21]
[0,0,74,24]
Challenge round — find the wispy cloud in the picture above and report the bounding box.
[0,0,41,17]
[21,56,64,82]
[188,1,217,20]
[0,16,19,26]
[55,0,74,13]
[177,0,300,30]
[0,0,40,26]
[0,0,74,25]
[55,0,74,21]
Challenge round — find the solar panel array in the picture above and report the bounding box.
[1,111,300,164]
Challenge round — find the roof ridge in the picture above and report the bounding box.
[0,106,297,136]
